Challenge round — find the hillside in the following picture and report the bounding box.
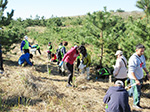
[0,42,150,112]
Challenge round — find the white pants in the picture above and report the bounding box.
[81,67,90,77]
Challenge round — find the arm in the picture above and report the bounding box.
[113,59,121,76]
[20,41,25,51]
[103,88,111,104]
[143,68,150,79]
[61,47,66,55]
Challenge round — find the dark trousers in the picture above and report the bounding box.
[23,49,29,54]
[37,48,41,55]
[0,52,4,71]
[66,62,73,85]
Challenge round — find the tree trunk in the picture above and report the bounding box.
[100,31,103,66]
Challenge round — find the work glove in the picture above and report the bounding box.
[21,50,23,54]
[59,61,64,67]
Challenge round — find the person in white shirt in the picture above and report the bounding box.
[128,44,150,109]
[113,50,128,86]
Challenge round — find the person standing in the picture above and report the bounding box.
[103,80,131,112]
[20,35,31,54]
[78,45,91,80]
[47,42,53,60]
[113,50,128,86]
[59,46,80,87]
[0,44,4,74]
[128,44,150,109]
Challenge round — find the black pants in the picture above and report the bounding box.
[114,78,127,87]
[66,62,73,85]
[23,49,29,54]
[37,48,41,55]
[0,52,4,71]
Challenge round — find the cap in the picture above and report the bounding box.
[115,80,124,87]
[24,36,28,40]
[115,50,123,56]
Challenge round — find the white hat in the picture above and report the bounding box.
[115,80,124,87]
[24,35,28,40]
[115,50,123,56]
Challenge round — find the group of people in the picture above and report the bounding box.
[1,35,150,111]
[104,44,150,111]
[47,41,92,87]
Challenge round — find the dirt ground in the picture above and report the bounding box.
[0,45,150,112]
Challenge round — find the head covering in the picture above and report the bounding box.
[115,80,124,87]
[115,50,123,56]
[24,36,28,40]
[48,42,51,44]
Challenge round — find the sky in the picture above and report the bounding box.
[4,0,142,19]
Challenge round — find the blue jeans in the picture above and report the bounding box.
[128,79,143,105]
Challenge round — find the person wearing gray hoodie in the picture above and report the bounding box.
[113,50,128,86]
[103,80,131,112]
[128,44,150,109]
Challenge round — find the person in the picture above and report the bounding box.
[20,35,31,54]
[0,44,4,74]
[113,50,128,86]
[128,44,150,109]
[60,41,68,75]
[18,53,33,66]
[78,45,91,80]
[47,42,52,60]
[103,80,131,112]
[31,44,41,55]
[59,45,80,87]
[51,53,58,62]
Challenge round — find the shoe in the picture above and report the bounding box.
[0,70,4,74]
[133,105,143,109]
[66,84,72,87]
[87,76,90,80]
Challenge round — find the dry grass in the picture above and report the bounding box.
[0,43,150,112]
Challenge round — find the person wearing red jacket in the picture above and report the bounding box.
[51,53,58,62]
[59,45,82,87]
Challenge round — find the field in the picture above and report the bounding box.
[0,42,150,112]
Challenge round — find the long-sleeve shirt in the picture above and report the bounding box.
[61,46,67,56]
[103,86,131,112]
[80,53,91,67]
[128,53,146,80]
[18,53,32,66]
[62,47,79,65]
[113,55,127,79]
[20,40,31,51]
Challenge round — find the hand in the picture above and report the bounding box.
[21,51,23,54]
[59,61,64,67]
[112,65,115,68]
[135,79,140,85]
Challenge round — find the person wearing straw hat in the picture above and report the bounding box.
[113,50,128,86]
[103,80,131,112]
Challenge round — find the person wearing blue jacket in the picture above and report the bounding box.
[20,36,31,54]
[18,53,33,66]
[103,80,131,112]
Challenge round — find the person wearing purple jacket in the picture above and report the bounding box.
[103,80,131,112]
[20,36,31,54]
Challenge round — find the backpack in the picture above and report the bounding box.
[56,48,62,61]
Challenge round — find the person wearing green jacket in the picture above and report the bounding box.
[20,36,31,54]
[47,42,52,59]
[31,44,41,55]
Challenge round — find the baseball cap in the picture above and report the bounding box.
[115,50,123,56]
[115,80,124,87]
